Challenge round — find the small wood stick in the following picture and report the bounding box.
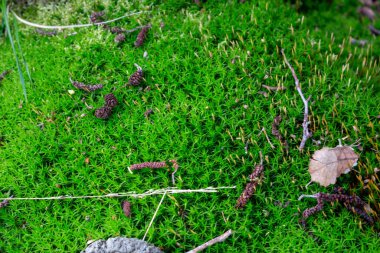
[281,49,312,150]
[0,70,11,82]
[259,127,275,149]
[143,191,167,241]
[128,161,168,174]
[186,229,233,253]
[262,85,286,91]
[170,160,179,185]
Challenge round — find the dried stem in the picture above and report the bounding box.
[272,115,289,152]
[143,191,167,241]
[186,229,233,253]
[281,49,312,150]
[259,127,275,149]
[0,187,236,201]
[0,70,11,82]
[13,10,146,29]
[262,85,286,91]
[299,192,374,226]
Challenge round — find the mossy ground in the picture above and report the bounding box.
[0,0,379,252]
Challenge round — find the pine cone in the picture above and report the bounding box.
[104,93,118,108]
[90,11,105,23]
[134,25,150,47]
[128,69,143,86]
[114,33,126,44]
[94,106,112,119]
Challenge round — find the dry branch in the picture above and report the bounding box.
[369,25,380,36]
[281,49,312,150]
[262,85,286,91]
[299,191,374,227]
[272,115,289,152]
[143,191,167,241]
[0,187,236,201]
[0,70,11,82]
[186,229,233,253]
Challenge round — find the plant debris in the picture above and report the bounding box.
[0,70,11,83]
[350,37,368,46]
[129,160,179,185]
[186,229,233,253]
[35,28,57,36]
[281,49,312,150]
[114,33,126,44]
[309,146,359,187]
[121,201,131,218]
[358,6,376,20]
[144,109,154,118]
[94,93,118,119]
[70,78,103,92]
[134,25,151,47]
[299,190,374,227]
[369,25,380,35]
[128,64,144,86]
[236,153,264,209]
[272,115,289,152]
[0,196,12,208]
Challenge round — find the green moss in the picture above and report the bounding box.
[0,0,379,252]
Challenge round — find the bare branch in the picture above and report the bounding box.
[0,187,236,201]
[259,127,275,149]
[186,229,233,253]
[281,49,312,150]
[143,191,167,241]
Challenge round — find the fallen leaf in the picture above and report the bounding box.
[309,146,359,187]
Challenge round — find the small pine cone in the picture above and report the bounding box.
[128,69,143,86]
[134,25,150,47]
[114,33,126,44]
[90,11,105,23]
[121,201,131,218]
[104,93,118,108]
[94,106,112,119]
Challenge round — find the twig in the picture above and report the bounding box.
[12,11,146,29]
[0,187,236,201]
[0,70,11,82]
[281,49,312,150]
[299,192,374,227]
[350,37,368,47]
[369,25,380,36]
[259,127,275,149]
[143,191,167,241]
[272,115,289,152]
[186,229,233,253]
[35,28,57,36]
[171,160,179,185]
[262,85,286,91]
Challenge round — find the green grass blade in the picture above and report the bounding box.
[13,17,32,83]
[2,0,27,102]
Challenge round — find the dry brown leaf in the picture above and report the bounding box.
[309,146,359,187]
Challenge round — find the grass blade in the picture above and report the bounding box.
[2,0,27,102]
[13,17,32,83]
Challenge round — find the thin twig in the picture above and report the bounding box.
[143,191,167,241]
[262,85,286,91]
[259,127,275,149]
[281,49,312,150]
[0,187,236,201]
[12,11,146,29]
[171,160,179,185]
[186,229,233,253]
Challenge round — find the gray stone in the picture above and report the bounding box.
[81,237,164,253]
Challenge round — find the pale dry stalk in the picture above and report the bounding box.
[186,229,233,253]
[281,49,312,150]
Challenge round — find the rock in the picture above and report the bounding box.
[81,237,163,253]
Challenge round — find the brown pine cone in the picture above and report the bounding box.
[94,106,112,119]
[104,93,118,108]
[128,69,143,86]
[90,11,105,23]
[114,33,126,44]
[134,25,150,47]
